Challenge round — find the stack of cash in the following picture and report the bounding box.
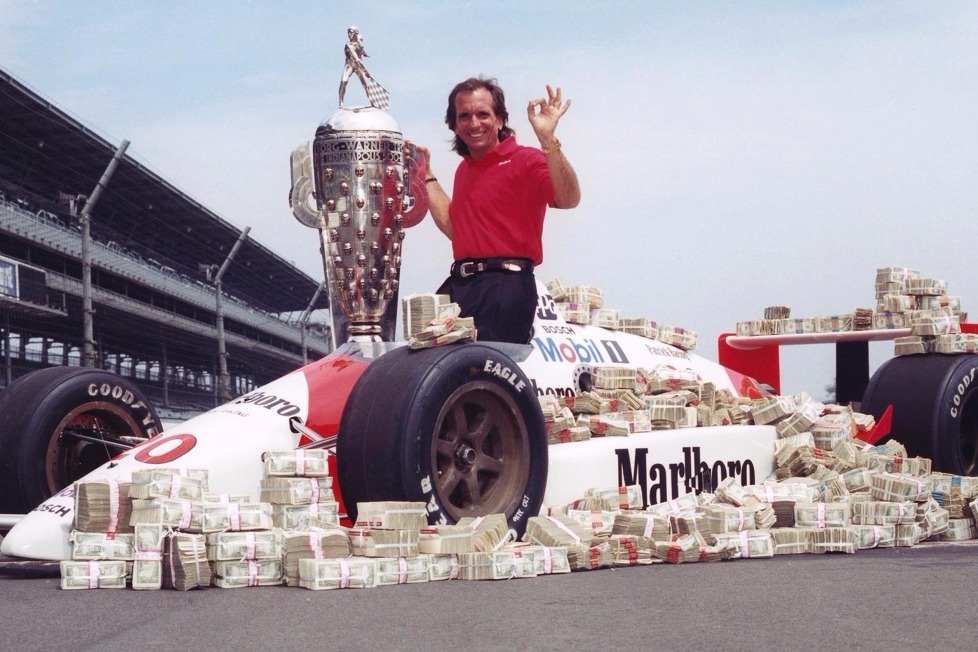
[213,559,284,588]
[163,532,210,590]
[656,324,697,351]
[810,422,852,451]
[524,515,593,547]
[590,308,620,330]
[546,278,567,301]
[456,514,511,550]
[611,513,671,541]
[425,553,460,581]
[748,481,820,504]
[129,468,207,501]
[917,501,950,538]
[894,336,929,356]
[815,314,853,333]
[939,518,977,541]
[794,502,849,528]
[700,504,758,534]
[458,550,538,580]
[349,528,419,557]
[715,476,759,507]
[509,545,572,574]
[808,527,856,554]
[672,511,707,535]
[565,285,604,309]
[282,524,351,586]
[769,527,810,555]
[645,405,689,429]
[566,542,614,570]
[298,557,377,590]
[402,293,451,339]
[355,501,427,530]
[206,530,282,562]
[713,530,774,559]
[870,472,932,502]
[775,401,821,439]
[260,477,334,505]
[586,485,644,511]
[561,391,614,414]
[895,523,925,546]
[132,523,165,590]
[261,449,330,477]
[60,560,128,590]
[200,502,274,533]
[272,502,340,530]
[935,333,978,354]
[376,556,430,585]
[608,535,654,566]
[646,365,700,394]
[882,294,915,312]
[876,266,919,286]
[851,500,917,525]
[646,492,701,518]
[918,294,962,311]
[907,277,948,296]
[73,479,134,533]
[932,474,978,517]
[69,531,135,560]
[911,311,960,336]
[566,509,617,536]
[418,525,481,554]
[130,498,200,530]
[650,534,701,564]
[408,315,476,349]
[764,305,791,320]
[557,302,590,325]
[853,307,874,331]
[592,365,640,391]
[619,317,656,339]
[874,312,906,329]
[548,426,592,445]
[545,405,576,436]
[751,395,797,426]
[579,414,630,437]
[850,524,896,549]
[782,317,816,335]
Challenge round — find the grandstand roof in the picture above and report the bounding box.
[0,66,328,315]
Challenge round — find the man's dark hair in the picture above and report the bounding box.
[446,77,516,156]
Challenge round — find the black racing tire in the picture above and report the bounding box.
[337,343,547,536]
[861,354,978,475]
[0,367,162,513]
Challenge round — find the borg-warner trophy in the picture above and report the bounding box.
[290,28,428,347]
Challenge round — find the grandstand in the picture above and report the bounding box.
[0,67,332,418]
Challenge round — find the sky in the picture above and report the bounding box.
[2,1,977,399]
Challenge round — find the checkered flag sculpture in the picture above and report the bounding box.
[363,77,390,111]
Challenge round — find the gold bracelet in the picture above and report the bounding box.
[425,177,438,184]
[541,138,562,155]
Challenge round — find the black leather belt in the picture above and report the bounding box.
[451,257,534,279]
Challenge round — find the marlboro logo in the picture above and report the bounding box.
[615,446,756,508]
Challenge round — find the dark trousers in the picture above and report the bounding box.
[438,270,538,344]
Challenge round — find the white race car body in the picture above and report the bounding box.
[1,282,778,560]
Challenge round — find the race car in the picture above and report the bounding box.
[6,271,974,562]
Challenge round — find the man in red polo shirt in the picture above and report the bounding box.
[417,77,581,343]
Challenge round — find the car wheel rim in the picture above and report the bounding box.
[432,381,529,521]
[45,401,143,496]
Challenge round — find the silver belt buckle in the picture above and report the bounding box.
[459,261,477,278]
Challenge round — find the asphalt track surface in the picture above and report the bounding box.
[2,541,977,652]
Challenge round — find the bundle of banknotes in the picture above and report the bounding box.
[73,479,134,533]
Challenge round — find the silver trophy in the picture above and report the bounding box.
[290,28,428,347]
